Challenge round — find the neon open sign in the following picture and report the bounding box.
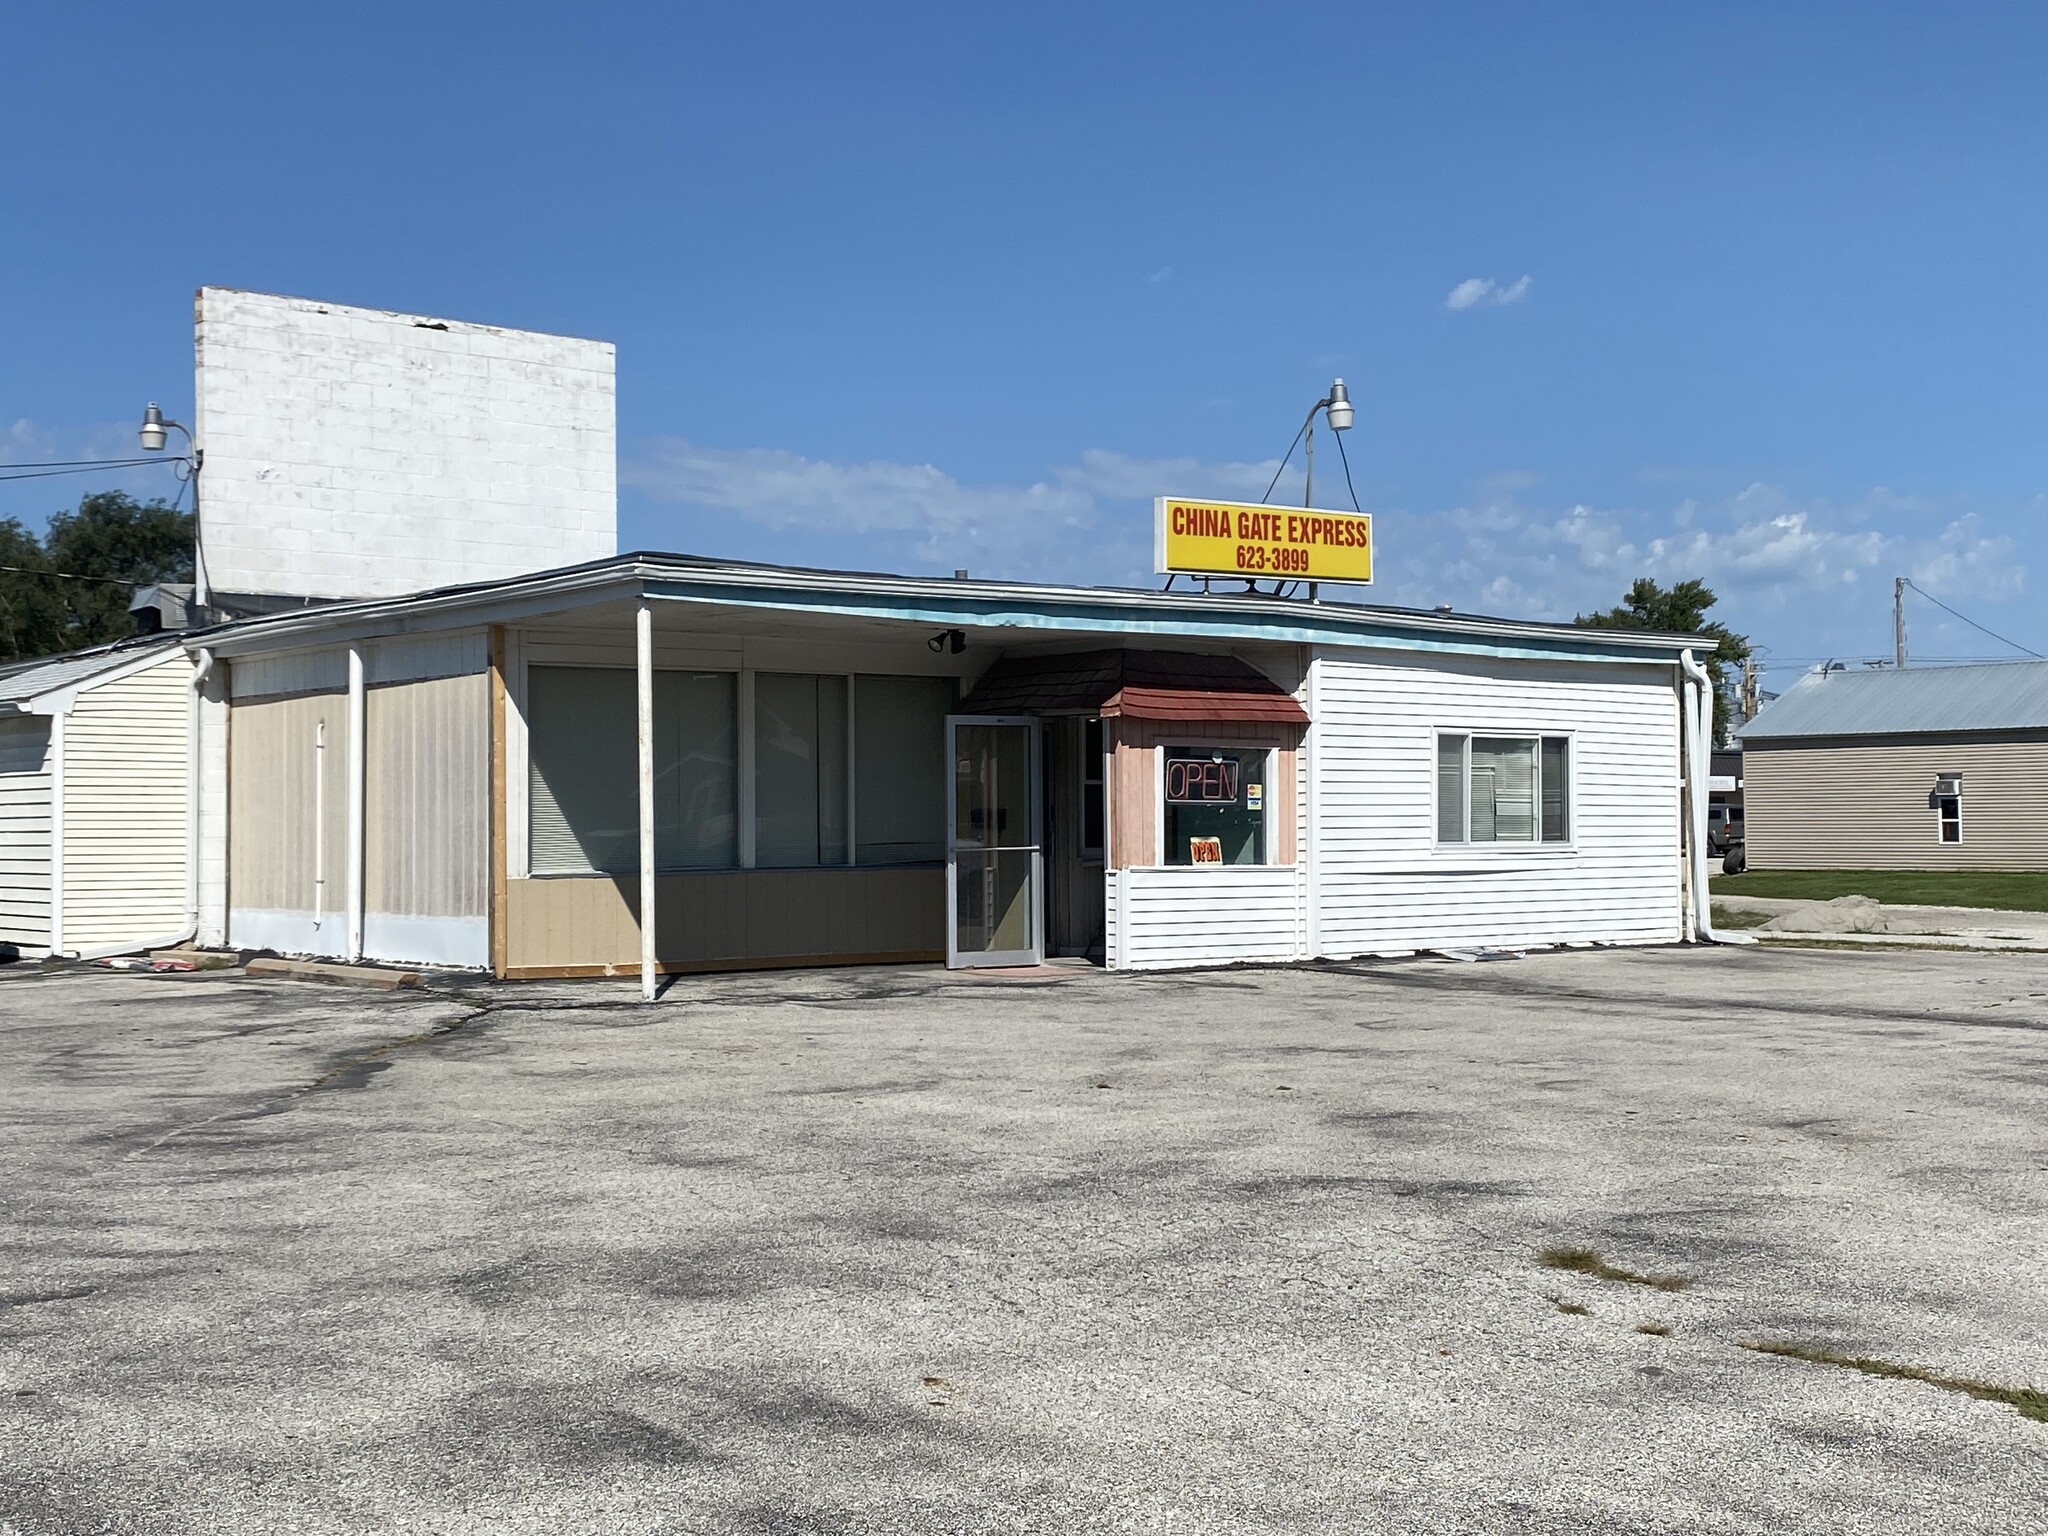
[1165,756,1240,804]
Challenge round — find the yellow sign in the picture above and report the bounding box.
[1155,497,1373,583]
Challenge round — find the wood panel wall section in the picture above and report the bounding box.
[1107,717,1302,869]
[503,866,946,977]
[488,624,509,977]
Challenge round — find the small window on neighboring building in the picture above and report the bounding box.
[1080,717,1105,859]
[1936,794,1962,844]
[0,715,52,775]
[1437,732,1572,845]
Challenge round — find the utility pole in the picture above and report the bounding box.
[1894,576,1908,669]
[1742,658,1759,723]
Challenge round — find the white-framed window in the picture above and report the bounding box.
[1935,794,1962,845]
[1161,744,1273,866]
[526,666,951,875]
[1436,733,1571,845]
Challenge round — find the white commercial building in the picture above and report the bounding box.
[185,555,1723,982]
[9,289,1735,976]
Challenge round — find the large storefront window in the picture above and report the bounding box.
[529,668,738,874]
[854,675,953,864]
[754,673,847,867]
[1162,746,1270,865]
[1436,733,1571,844]
[527,666,948,875]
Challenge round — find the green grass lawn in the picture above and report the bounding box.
[1711,869,2048,913]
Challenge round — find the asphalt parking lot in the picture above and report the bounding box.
[2,946,2044,1535]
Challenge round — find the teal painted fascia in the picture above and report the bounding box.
[641,580,1683,666]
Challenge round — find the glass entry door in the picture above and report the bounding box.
[947,716,1042,968]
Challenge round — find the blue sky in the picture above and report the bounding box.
[4,2,2043,684]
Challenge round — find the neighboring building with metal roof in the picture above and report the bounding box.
[179,550,1727,984]
[0,639,197,961]
[1737,660,2048,871]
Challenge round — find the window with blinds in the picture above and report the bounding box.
[754,672,847,868]
[527,666,950,875]
[853,675,951,864]
[1436,732,1571,845]
[528,667,738,875]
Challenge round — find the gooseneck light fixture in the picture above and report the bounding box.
[1302,377,1351,511]
[1241,378,1356,600]
[139,401,207,605]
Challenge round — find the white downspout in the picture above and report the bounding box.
[346,644,366,962]
[1679,648,1753,947]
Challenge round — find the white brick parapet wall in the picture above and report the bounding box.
[194,288,616,600]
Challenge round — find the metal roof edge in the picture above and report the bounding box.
[183,552,1699,664]
[0,637,188,706]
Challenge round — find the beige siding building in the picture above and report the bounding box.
[1739,661,2048,871]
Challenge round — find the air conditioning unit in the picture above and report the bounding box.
[1934,774,1963,797]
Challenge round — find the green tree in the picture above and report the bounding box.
[0,517,67,662]
[0,492,195,662]
[1574,576,1751,744]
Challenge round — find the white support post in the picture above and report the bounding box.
[346,644,366,962]
[637,600,657,1002]
[47,711,65,959]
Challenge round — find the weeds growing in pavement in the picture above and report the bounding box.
[1537,1246,1691,1292]
[1740,1341,2048,1424]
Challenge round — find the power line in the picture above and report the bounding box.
[0,456,169,470]
[0,563,142,586]
[0,459,176,485]
[1902,578,2042,659]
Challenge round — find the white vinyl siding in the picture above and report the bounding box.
[60,655,192,955]
[1312,650,1681,954]
[0,715,54,955]
[1113,867,1299,969]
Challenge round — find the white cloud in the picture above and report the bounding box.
[1446,275,1533,311]
[622,435,2037,660]
[1144,265,1174,284]
[622,440,1278,582]
[1364,483,2030,667]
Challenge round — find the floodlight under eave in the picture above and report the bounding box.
[1325,379,1354,432]
[139,402,167,452]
